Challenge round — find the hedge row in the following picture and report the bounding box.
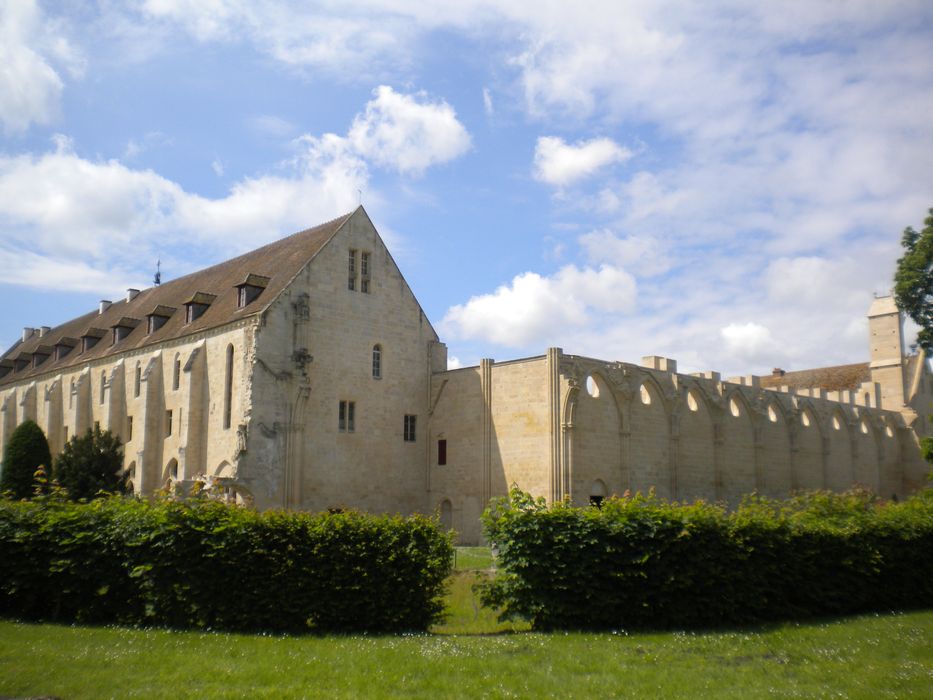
[480,486,933,630]
[0,496,453,633]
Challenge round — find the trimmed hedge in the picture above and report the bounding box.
[480,487,933,630]
[0,495,453,633]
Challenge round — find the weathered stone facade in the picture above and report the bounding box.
[1,208,929,543]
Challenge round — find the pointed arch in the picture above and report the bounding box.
[629,374,672,498]
[759,394,792,497]
[826,407,853,491]
[720,387,757,504]
[795,401,824,491]
[573,371,621,505]
[678,382,716,502]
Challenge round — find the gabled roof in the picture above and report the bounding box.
[1,209,356,385]
[759,362,871,392]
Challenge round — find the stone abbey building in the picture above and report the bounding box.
[1,208,930,542]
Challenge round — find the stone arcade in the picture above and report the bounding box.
[1,208,929,542]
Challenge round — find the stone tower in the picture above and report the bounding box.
[868,295,906,409]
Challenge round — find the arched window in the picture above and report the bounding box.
[173,355,181,390]
[134,363,141,397]
[439,499,453,530]
[372,344,382,379]
[223,344,234,430]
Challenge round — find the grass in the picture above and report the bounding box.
[1,548,930,698]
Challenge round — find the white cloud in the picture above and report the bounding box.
[211,159,224,176]
[533,136,632,187]
[0,0,82,134]
[347,86,471,176]
[579,229,670,277]
[720,322,773,359]
[482,87,493,115]
[442,264,636,347]
[0,83,470,295]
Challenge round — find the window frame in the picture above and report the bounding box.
[404,414,417,442]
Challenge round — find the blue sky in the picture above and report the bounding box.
[1,1,932,376]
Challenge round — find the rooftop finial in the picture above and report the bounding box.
[154,259,161,286]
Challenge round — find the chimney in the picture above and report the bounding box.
[99,300,112,315]
[772,368,785,377]
[38,326,51,337]
[22,327,35,342]
[126,288,140,302]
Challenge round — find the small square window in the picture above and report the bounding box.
[404,414,417,442]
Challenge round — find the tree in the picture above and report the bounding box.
[54,425,127,500]
[0,420,52,499]
[894,207,933,353]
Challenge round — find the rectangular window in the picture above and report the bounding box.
[404,414,417,442]
[348,249,357,291]
[360,251,371,293]
[437,439,447,465]
[127,416,133,442]
[165,409,173,437]
[339,400,356,432]
[173,358,181,390]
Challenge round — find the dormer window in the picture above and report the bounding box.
[111,317,141,345]
[14,354,31,372]
[54,338,77,361]
[0,360,12,379]
[235,274,270,309]
[146,305,176,334]
[81,328,106,353]
[184,292,217,324]
[32,346,52,368]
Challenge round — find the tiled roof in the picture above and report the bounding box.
[759,362,871,392]
[0,209,356,385]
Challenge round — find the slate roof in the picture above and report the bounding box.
[0,209,356,386]
[759,362,871,392]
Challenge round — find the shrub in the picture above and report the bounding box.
[0,420,52,499]
[54,425,126,500]
[480,487,933,631]
[0,496,453,633]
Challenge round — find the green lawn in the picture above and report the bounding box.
[1,547,930,698]
[2,612,931,698]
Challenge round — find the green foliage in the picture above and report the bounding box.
[894,207,933,353]
[0,496,453,633]
[480,487,933,631]
[0,421,52,500]
[53,426,126,501]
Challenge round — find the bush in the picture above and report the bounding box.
[480,487,933,631]
[54,425,126,500]
[0,496,453,633]
[0,420,52,499]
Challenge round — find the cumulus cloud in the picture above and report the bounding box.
[579,229,670,277]
[720,322,774,361]
[0,83,470,295]
[533,136,632,187]
[0,0,82,134]
[442,264,636,347]
[347,86,471,176]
